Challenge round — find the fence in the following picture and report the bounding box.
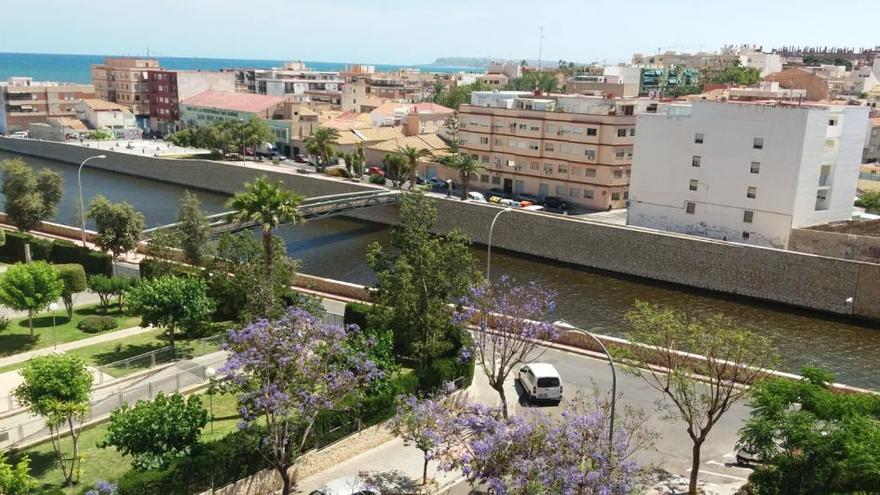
[94,333,225,384]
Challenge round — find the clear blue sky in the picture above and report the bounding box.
[2,0,878,64]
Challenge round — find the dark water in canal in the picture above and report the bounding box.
[2,151,879,389]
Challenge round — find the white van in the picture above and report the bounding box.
[517,363,563,404]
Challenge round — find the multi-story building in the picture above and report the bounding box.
[146,70,236,134]
[864,117,880,163]
[456,91,658,210]
[764,68,831,101]
[628,100,870,249]
[369,102,453,136]
[91,57,162,128]
[228,62,343,105]
[0,77,94,134]
[567,66,641,97]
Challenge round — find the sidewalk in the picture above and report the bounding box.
[0,324,151,370]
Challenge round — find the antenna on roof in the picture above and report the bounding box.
[537,25,545,71]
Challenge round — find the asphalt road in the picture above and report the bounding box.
[495,346,755,486]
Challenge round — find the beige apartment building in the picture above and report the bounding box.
[91,57,161,125]
[456,91,655,210]
[0,77,95,134]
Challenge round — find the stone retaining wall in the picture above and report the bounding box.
[789,227,880,264]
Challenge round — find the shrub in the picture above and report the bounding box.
[0,316,9,331]
[0,231,31,262]
[369,174,386,185]
[116,469,165,495]
[56,263,87,318]
[28,236,54,261]
[51,241,113,276]
[343,302,371,331]
[77,315,118,333]
[88,275,116,314]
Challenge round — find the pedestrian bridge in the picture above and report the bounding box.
[142,189,400,239]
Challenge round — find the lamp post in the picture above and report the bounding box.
[486,207,513,283]
[239,118,246,166]
[553,320,617,454]
[205,367,216,435]
[445,179,453,198]
[77,155,106,247]
[49,302,59,351]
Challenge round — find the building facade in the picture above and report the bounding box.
[0,77,94,134]
[567,66,641,97]
[628,100,870,248]
[76,99,137,130]
[865,117,880,163]
[146,70,236,134]
[91,57,161,128]
[457,91,656,210]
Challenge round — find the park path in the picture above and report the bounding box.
[0,324,151,370]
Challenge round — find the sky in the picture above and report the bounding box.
[1,0,878,65]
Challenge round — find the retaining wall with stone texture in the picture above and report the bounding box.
[789,228,880,264]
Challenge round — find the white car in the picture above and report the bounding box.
[9,131,28,139]
[517,363,563,404]
[466,191,487,203]
[310,476,379,495]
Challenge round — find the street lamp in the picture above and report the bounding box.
[553,320,617,453]
[238,118,246,166]
[49,302,59,350]
[205,367,217,434]
[445,179,453,198]
[486,207,513,283]
[78,155,106,247]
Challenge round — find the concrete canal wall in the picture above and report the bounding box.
[2,137,878,320]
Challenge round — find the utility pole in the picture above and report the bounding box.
[537,25,545,71]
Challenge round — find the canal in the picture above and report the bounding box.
[2,151,879,389]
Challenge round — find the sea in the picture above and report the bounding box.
[0,52,483,84]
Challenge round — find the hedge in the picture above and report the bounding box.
[0,230,112,275]
[343,302,371,331]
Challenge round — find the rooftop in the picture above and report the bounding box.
[182,91,284,113]
[79,98,132,113]
[367,133,449,154]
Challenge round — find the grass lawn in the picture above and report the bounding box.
[0,303,141,358]
[13,391,241,494]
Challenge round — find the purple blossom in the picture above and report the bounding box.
[85,480,118,495]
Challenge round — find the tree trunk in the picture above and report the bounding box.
[168,326,176,348]
[279,467,292,495]
[263,229,273,278]
[422,454,429,485]
[409,161,417,190]
[496,383,509,419]
[460,173,469,200]
[27,309,34,337]
[689,440,703,495]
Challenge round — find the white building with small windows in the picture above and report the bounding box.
[627,100,869,249]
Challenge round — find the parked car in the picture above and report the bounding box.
[427,177,455,189]
[9,131,28,139]
[367,166,385,176]
[466,191,487,203]
[542,196,568,211]
[293,154,309,163]
[516,193,541,203]
[521,204,545,211]
[487,187,512,199]
[488,195,517,206]
[309,476,379,495]
[517,363,563,404]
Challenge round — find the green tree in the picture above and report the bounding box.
[111,276,138,310]
[0,261,63,336]
[14,354,91,487]
[448,154,485,199]
[304,127,341,166]
[0,452,37,495]
[87,195,145,259]
[241,118,275,156]
[382,153,409,189]
[505,72,560,92]
[227,176,303,277]
[1,158,64,234]
[176,191,211,266]
[430,80,446,103]
[87,274,116,314]
[56,263,87,319]
[740,367,880,494]
[339,151,365,177]
[367,192,479,370]
[622,301,779,495]
[396,145,434,191]
[88,129,113,141]
[436,81,491,110]
[99,392,208,471]
[443,114,462,154]
[126,275,214,347]
[708,65,762,86]
[856,191,880,212]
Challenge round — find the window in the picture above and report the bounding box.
[544,142,555,152]
[569,188,580,197]
[753,137,764,150]
[617,128,627,137]
[530,125,540,131]
[529,142,539,151]
[694,133,704,144]
[583,189,594,199]
[828,119,837,126]
[615,150,625,159]
[572,166,583,176]
[750,161,760,174]
[747,186,757,199]
[556,185,565,194]
[481,154,490,163]
[685,201,696,214]
[611,192,621,200]
[585,168,597,177]
[494,137,503,145]
[743,210,754,223]
[585,149,596,161]
[491,175,501,184]
[544,165,554,174]
[613,170,623,178]
[558,164,568,174]
[629,128,636,136]
[623,191,629,200]
[480,175,489,183]
[692,155,701,167]
[479,137,489,145]
[689,179,699,191]
[530,161,540,170]
[518,123,527,130]
[742,231,751,240]
[587,128,597,136]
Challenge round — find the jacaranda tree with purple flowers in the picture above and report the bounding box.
[388,395,450,485]
[455,276,558,418]
[221,308,381,495]
[443,391,656,495]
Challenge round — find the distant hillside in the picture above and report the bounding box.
[429,57,493,68]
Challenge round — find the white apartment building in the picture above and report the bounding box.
[628,100,870,249]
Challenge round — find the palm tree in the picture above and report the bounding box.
[227,176,303,276]
[450,154,485,200]
[304,127,340,167]
[396,145,434,191]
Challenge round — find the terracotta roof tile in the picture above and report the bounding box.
[182,90,284,113]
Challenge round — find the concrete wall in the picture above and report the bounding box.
[2,137,879,320]
[790,228,880,264]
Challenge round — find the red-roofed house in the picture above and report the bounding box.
[369,101,454,136]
